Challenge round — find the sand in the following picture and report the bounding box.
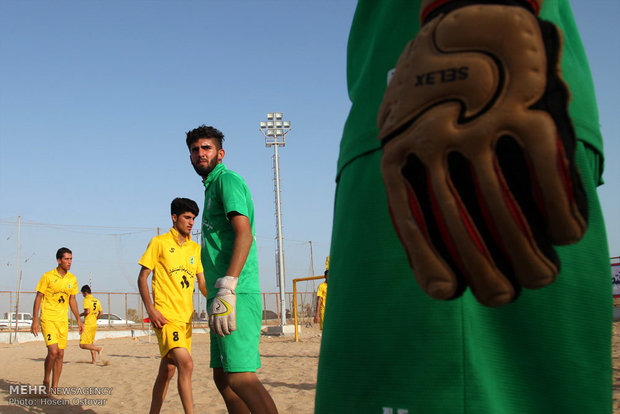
[1,322,618,413]
[614,321,620,414]
[0,325,322,414]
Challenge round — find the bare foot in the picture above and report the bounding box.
[98,346,104,362]
[42,380,50,398]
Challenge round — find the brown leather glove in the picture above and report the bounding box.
[378,0,588,307]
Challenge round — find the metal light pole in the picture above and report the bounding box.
[259,112,291,329]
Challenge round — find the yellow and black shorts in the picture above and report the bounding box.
[40,319,69,349]
[80,324,97,345]
[154,321,192,358]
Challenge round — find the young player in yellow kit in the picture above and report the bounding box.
[138,198,206,414]
[31,247,83,394]
[79,285,103,364]
[313,270,328,330]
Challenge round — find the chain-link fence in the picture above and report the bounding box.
[0,290,319,331]
[0,218,330,297]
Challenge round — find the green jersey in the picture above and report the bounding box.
[201,163,260,299]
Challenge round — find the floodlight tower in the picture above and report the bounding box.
[259,112,291,329]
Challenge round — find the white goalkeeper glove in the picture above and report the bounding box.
[209,276,238,336]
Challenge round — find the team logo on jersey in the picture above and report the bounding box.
[170,248,175,253]
[180,275,190,289]
[190,256,195,264]
[68,283,72,289]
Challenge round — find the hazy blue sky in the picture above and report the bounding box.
[0,1,618,296]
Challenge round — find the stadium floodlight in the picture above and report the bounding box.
[259,112,291,331]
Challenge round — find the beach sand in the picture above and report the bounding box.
[0,325,322,414]
[1,322,618,413]
[614,321,620,414]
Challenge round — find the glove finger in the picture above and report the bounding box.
[515,93,588,246]
[382,147,463,301]
[532,136,588,244]
[489,136,560,288]
[527,19,588,244]
[222,318,231,336]
[209,316,216,335]
[445,150,523,296]
[214,317,224,337]
[425,151,517,306]
[228,315,236,333]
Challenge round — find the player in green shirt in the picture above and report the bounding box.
[186,125,278,414]
[315,1,612,413]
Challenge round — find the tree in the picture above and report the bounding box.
[126,308,140,323]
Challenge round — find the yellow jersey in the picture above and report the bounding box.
[139,227,203,323]
[82,294,102,326]
[317,282,328,318]
[36,268,79,322]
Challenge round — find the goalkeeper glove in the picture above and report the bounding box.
[209,276,238,336]
[378,0,588,307]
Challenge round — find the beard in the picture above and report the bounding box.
[192,160,216,179]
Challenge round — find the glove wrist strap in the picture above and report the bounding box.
[421,0,543,24]
[215,276,238,293]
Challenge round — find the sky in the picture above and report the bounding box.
[0,1,618,297]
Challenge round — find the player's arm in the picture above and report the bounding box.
[69,294,84,334]
[80,308,90,317]
[31,292,44,336]
[197,272,207,297]
[208,212,251,336]
[226,212,254,278]
[137,266,167,329]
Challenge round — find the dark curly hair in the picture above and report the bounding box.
[186,125,225,150]
[171,197,199,217]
